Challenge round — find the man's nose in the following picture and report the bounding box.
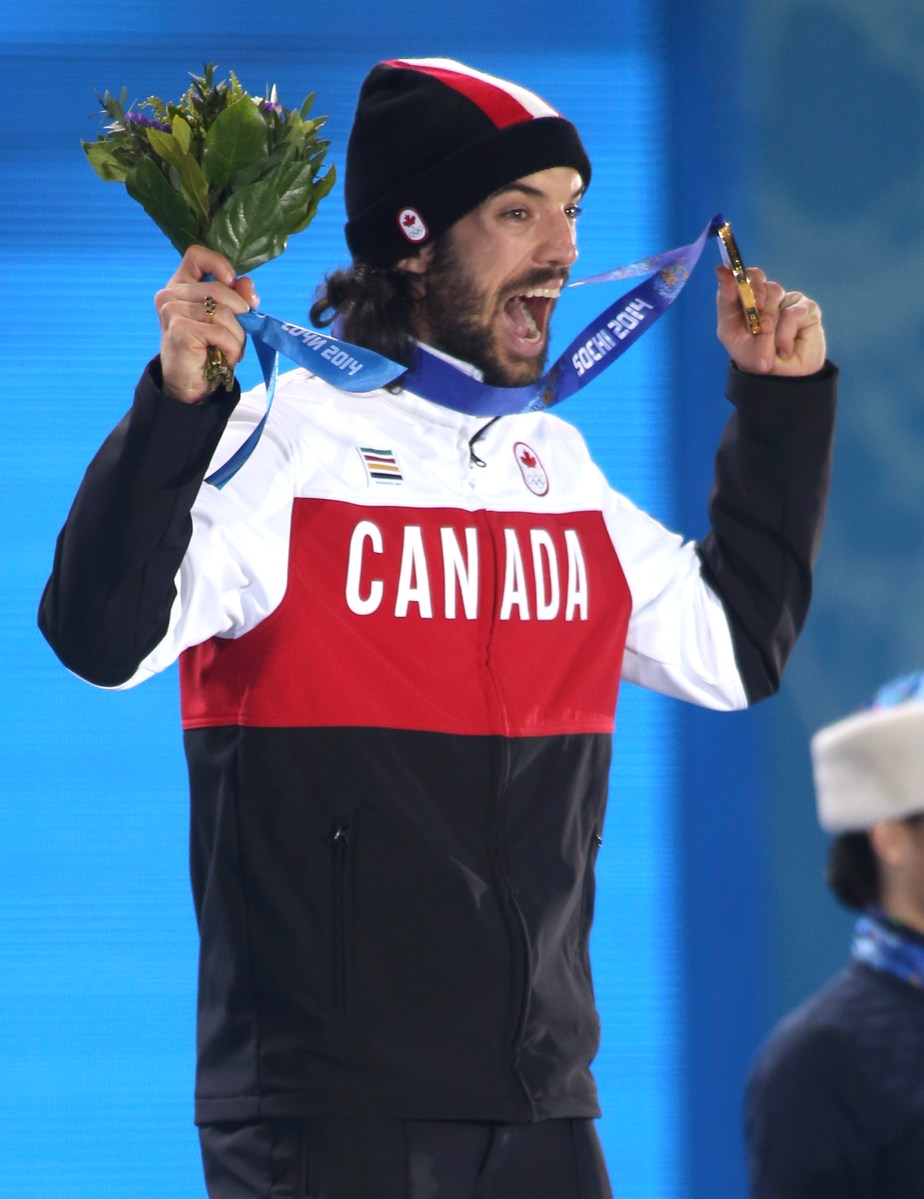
[536,212,578,268]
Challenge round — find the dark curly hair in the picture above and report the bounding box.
[309,262,422,369]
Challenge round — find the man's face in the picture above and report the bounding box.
[902,816,924,930]
[872,813,924,934]
[411,166,584,387]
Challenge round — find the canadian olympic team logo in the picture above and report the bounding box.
[514,442,549,496]
[398,208,428,243]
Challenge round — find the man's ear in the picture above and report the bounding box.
[396,242,436,275]
[869,820,908,868]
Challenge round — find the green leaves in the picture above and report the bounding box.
[205,160,337,273]
[125,157,200,256]
[146,120,211,222]
[83,64,336,273]
[203,98,269,192]
[83,138,129,183]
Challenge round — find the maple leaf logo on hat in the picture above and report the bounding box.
[398,207,428,243]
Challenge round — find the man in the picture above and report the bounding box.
[39,58,836,1198]
[745,673,924,1199]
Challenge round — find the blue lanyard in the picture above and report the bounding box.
[852,911,924,989]
[206,214,725,487]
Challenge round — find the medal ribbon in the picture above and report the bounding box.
[207,214,725,487]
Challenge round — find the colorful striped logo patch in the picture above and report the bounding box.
[359,446,403,485]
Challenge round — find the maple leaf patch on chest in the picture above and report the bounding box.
[514,442,549,496]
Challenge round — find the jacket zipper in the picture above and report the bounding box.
[329,817,351,1014]
[581,827,603,946]
[489,733,535,1118]
[469,424,534,1117]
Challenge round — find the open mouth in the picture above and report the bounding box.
[503,286,561,349]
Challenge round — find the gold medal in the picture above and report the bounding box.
[716,221,761,336]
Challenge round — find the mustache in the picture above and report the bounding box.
[502,268,570,298]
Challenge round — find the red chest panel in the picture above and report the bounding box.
[180,499,631,736]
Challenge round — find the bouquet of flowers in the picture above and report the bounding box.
[82,63,336,275]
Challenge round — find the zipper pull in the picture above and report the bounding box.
[330,819,351,847]
[468,417,501,468]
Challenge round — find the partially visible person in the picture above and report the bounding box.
[745,671,924,1199]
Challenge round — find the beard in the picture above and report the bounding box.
[419,236,560,388]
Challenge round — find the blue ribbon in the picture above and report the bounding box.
[206,214,724,488]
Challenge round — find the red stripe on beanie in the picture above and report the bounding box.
[384,58,546,129]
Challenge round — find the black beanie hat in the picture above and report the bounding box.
[344,57,592,266]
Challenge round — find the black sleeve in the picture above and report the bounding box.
[696,360,838,704]
[37,360,240,687]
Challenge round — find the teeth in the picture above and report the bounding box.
[522,287,561,299]
[515,298,541,341]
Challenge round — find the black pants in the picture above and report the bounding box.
[199,1117,614,1199]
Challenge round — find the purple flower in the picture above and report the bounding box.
[126,111,172,132]
[258,85,283,117]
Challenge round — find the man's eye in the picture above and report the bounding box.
[566,205,584,221]
[501,207,529,221]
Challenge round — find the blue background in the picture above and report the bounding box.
[3,2,922,1196]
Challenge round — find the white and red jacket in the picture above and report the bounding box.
[39,357,836,1124]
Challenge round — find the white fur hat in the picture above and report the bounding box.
[811,672,924,833]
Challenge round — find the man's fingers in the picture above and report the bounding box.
[716,261,826,376]
[160,299,247,360]
[155,280,254,319]
[168,244,237,288]
[773,293,822,360]
[152,247,258,403]
[715,264,740,308]
[234,275,260,309]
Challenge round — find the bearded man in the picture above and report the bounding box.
[39,57,836,1199]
